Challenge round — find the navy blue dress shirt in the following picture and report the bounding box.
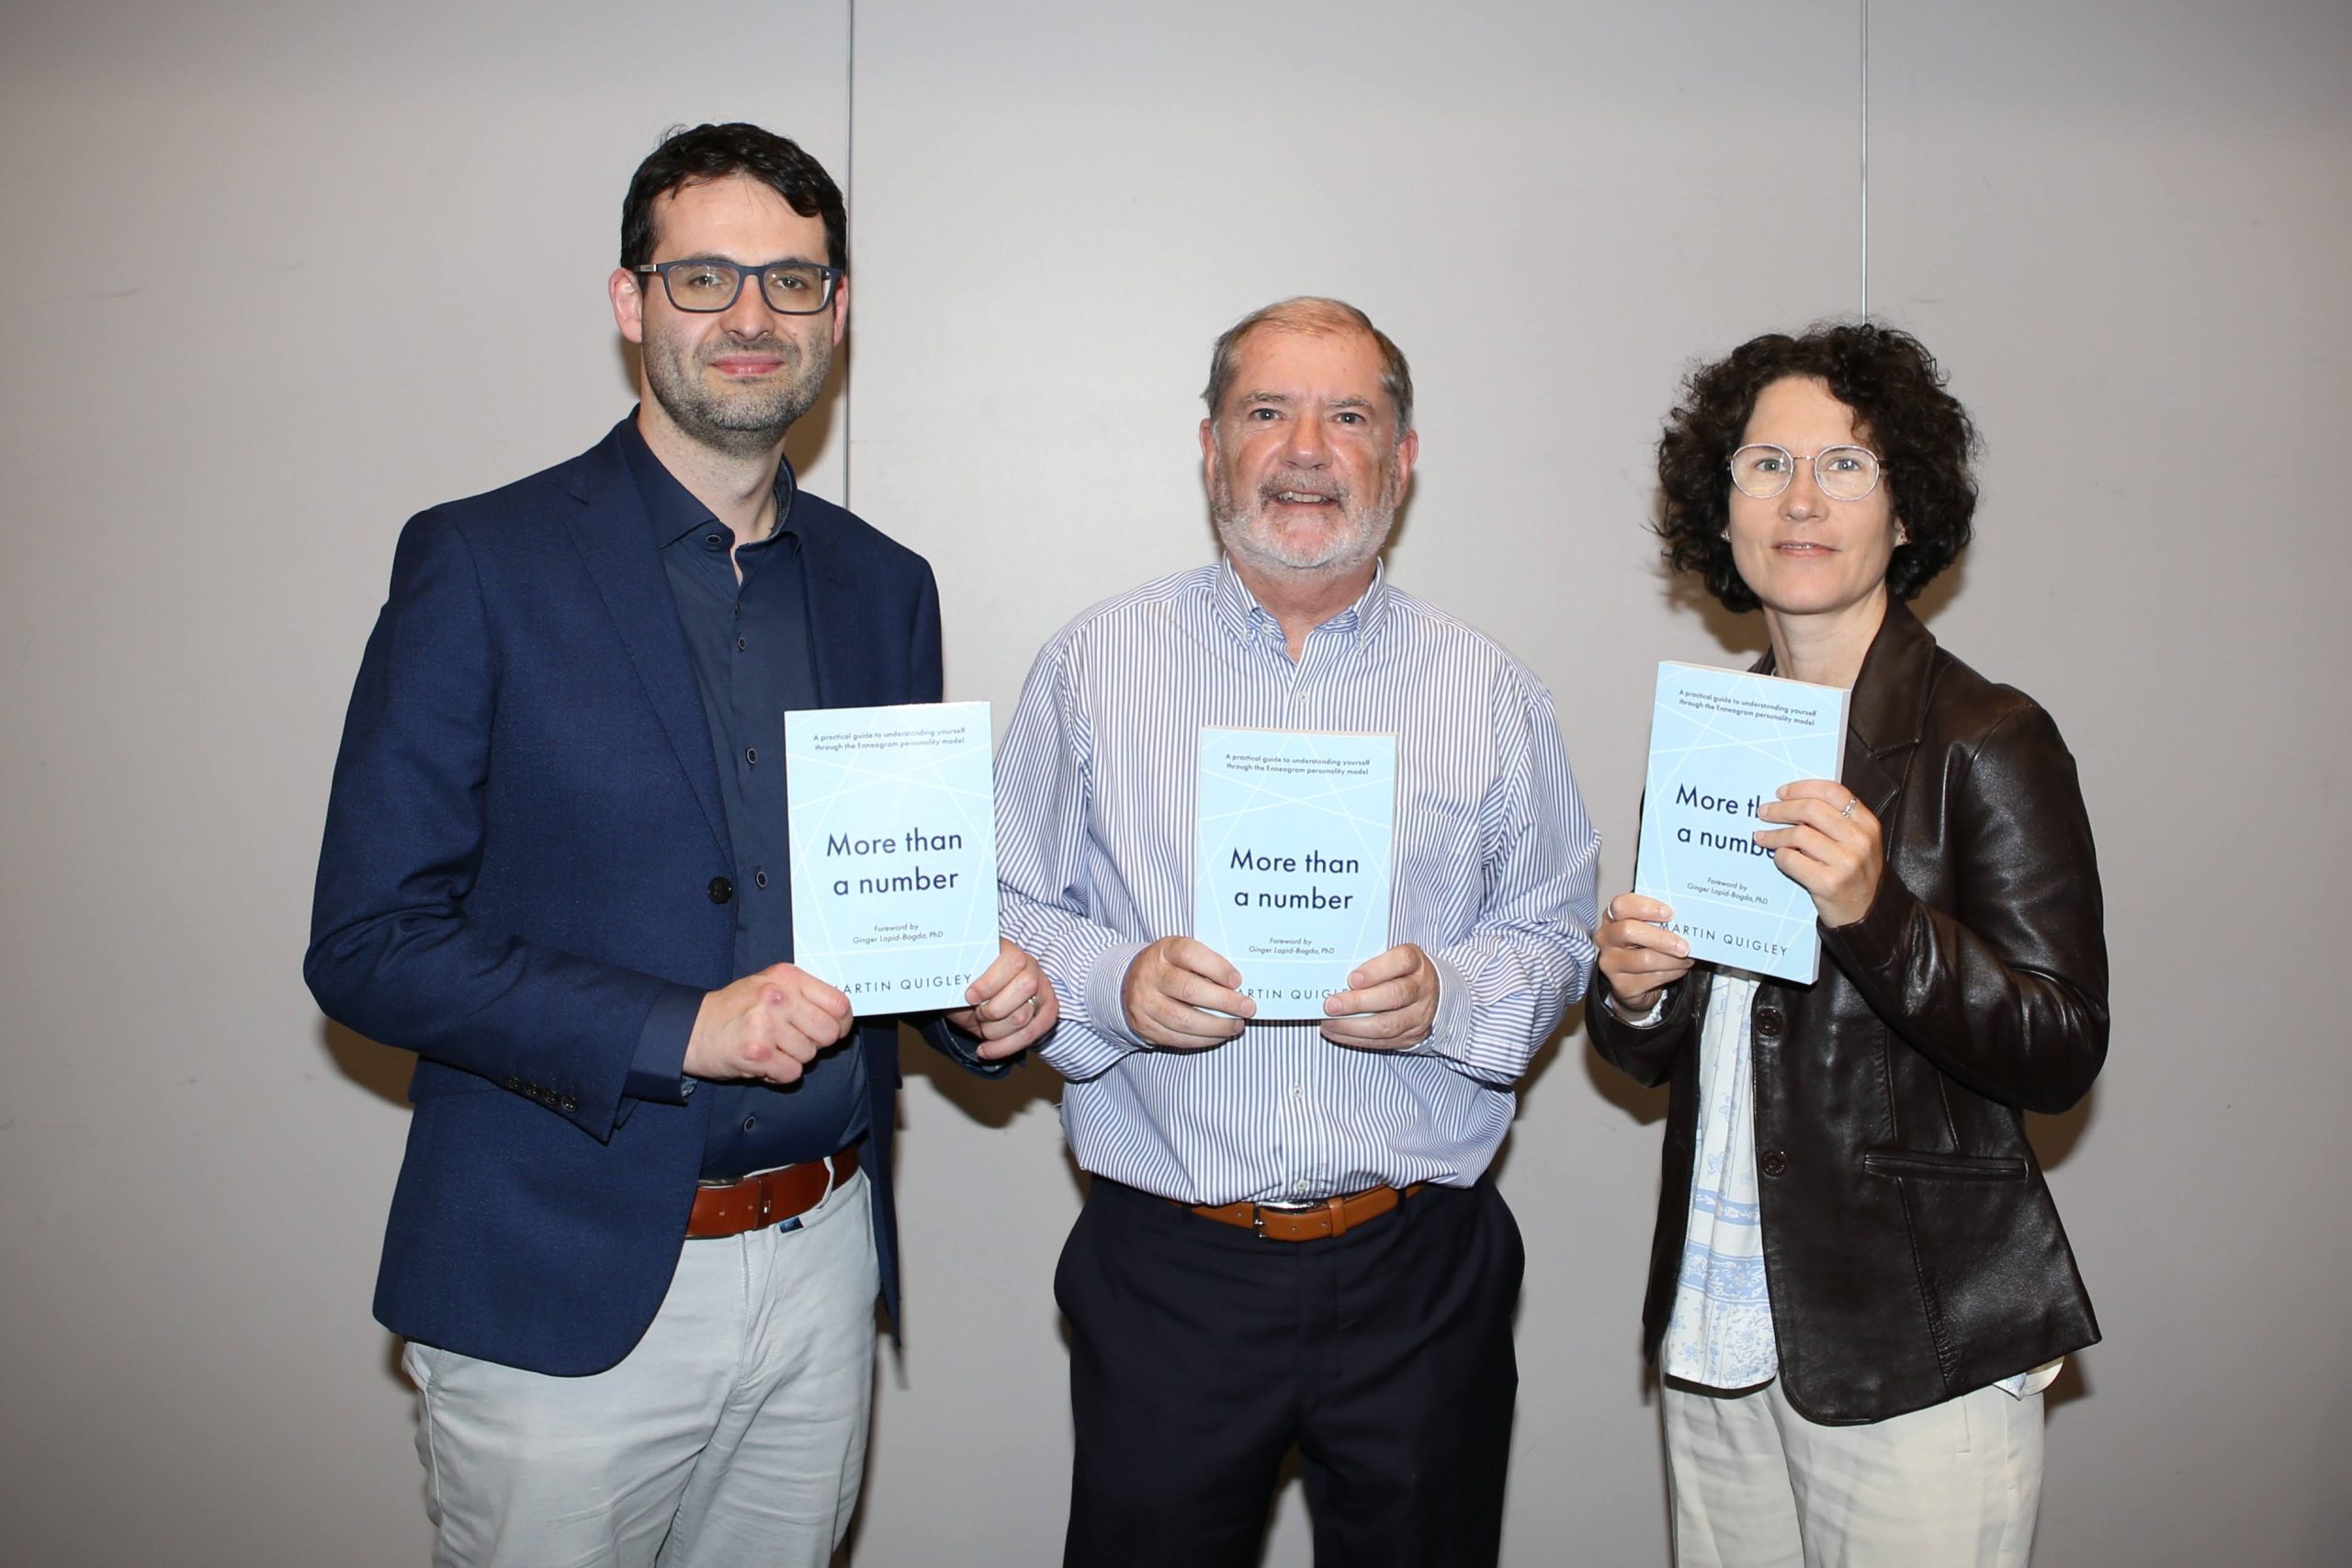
[619,416,868,1179]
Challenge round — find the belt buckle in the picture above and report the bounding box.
[1252,1196,1324,1237]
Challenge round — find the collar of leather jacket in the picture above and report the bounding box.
[1750,594,1938,828]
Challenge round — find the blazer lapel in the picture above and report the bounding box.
[797,511,860,708]
[565,432,731,858]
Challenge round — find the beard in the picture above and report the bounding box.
[640,328,831,458]
[1209,457,1403,576]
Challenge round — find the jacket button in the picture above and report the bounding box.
[560,1095,579,1113]
[1760,1148,1790,1178]
[1754,1006,1784,1040]
[503,1076,521,1090]
[707,876,734,905]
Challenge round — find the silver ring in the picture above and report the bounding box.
[1839,798,1859,819]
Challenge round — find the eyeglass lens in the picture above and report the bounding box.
[658,262,835,314]
[1730,445,1881,502]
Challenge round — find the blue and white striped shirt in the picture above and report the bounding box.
[996,560,1600,1205]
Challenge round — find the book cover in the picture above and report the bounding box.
[1193,727,1396,1020]
[785,701,998,1014]
[1633,662,1849,984]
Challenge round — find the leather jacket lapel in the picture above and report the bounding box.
[1841,598,1937,824]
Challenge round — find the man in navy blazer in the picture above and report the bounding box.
[306,123,1056,1568]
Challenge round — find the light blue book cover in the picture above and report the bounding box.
[1194,728,1396,1019]
[785,701,997,1014]
[1634,662,1849,984]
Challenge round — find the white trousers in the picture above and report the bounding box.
[1662,1376,2044,1568]
[402,1168,879,1568]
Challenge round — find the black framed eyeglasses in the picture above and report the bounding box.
[633,258,842,315]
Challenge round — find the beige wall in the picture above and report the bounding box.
[3,2,2346,1562]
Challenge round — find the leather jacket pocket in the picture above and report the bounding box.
[1861,1149,2029,1181]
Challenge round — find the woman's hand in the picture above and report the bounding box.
[1755,781,1884,929]
[1596,892,1694,1014]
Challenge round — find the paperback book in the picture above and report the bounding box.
[1193,727,1396,1019]
[785,701,998,1013]
[1633,662,1849,984]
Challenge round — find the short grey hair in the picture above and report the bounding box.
[1201,297,1415,435]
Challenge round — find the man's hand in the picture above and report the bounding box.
[1122,936,1252,1049]
[1319,943,1440,1050]
[1596,892,1693,1015]
[1754,780,1884,930]
[944,939,1061,1060]
[684,963,855,1085]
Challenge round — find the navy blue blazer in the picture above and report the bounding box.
[307,422,997,1376]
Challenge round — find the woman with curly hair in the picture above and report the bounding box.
[1588,323,2108,1567]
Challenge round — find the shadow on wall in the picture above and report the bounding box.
[322,1018,415,1108]
[895,1021,1058,1131]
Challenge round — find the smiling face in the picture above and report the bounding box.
[1726,375,1906,642]
[609,173,845,459]
[1201,324,1417,581]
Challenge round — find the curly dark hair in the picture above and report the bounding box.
[1655,322,1976,611]
[620,122,846,273]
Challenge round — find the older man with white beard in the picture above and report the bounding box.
[995,297,1600,1568]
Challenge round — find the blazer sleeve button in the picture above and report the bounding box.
[560,1096,579,1113]
[707,876,735,905]
[503,1076,523,1092]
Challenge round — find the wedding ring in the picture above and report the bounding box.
[1839,798,1859,818]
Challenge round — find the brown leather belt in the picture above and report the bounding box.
[1190,1181,1426,1242]
[686,1145,859,1239]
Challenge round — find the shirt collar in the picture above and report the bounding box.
[1210,557,1393,650]
[617,408,798,549]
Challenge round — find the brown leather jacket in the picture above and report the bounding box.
[1588,598,2107,1425]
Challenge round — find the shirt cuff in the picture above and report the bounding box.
[1081,938,1153,1051]
[628,982,703,1104]
[1036,938,1154,1082]
[1601,987,1669,1028]
[1399,949,1475,1058]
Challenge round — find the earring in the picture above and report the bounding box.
[1720,528,1730,540]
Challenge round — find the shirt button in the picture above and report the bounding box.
[742,1115,757,1133]
[1760,1148,1790,1178]
[704,532,724,548]
[754,870,769,889]
[707,876,734,904]
[736,637,748,651]
[1290,1085,1305,1100]
[744,747,758,765]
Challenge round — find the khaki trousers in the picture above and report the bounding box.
[403,1168,878,1568]
[1663,1374,2044,1568]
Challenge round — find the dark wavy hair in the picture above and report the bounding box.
[1655,322,1976,611]
[619,123,847,272]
